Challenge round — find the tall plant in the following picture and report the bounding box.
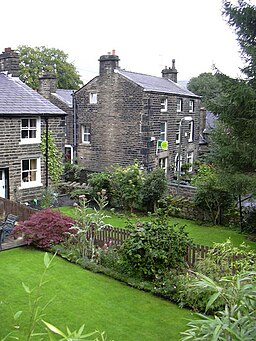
[40,130,64,188]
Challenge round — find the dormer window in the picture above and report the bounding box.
[89,93,97,104]
[161,98,167,112]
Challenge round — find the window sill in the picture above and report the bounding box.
[19,182,43,190]
[19,139,41,145]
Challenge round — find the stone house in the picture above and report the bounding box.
[0,48,66,202]
[74,51,202,182]
[38,74,75,162]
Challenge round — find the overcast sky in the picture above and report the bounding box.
[1,0,252,84]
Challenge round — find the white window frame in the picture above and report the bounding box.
[176,123,180,144]
[189,99,195,113]
[159,157,168,174]
[187,151,194,172]
[177,98,183,112]
[82,125,91,144]
[89,93,97,104]
[174,153,182,174]
[160,122,167,141]
[20,158,41,189]
[20,117,41,144]
[188,121,194,142]
[160,98,167,112]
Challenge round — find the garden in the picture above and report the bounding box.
[0,161,254,340]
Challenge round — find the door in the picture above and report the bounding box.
[0,170,6,198]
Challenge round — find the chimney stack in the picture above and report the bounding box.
[99,50,120,76]
[0,47,19,77]
[38,73,57,99]
[161,59,178,83]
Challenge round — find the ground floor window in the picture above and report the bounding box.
[159,157,168,174]
[21,158,41,187]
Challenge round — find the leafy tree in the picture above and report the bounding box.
[192,164,234,225]
[18,45,83,90]
[187,72,223,108]
[140,167,168,212]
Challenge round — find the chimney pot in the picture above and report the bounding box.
[112,49,116,55]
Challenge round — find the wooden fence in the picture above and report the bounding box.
[86,225,211,267]
[0,197,37,222]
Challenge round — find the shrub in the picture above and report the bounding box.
[12,209,75,248]
[87,171,112,202]
[140,167,167,212]
[181,271,256,341]
[119,217,192,280]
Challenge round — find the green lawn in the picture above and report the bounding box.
[57,206,256,250]
[0,248,193,341]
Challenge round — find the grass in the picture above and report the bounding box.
[0,248,193,341]
[57,206,256,250]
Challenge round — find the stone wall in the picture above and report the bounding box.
[75,70,201,182]
[0,116,65,203]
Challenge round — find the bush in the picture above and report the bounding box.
[119,217,192,280]
[140,167,167,212]
[87,171,112,202]
[12,209,75,248]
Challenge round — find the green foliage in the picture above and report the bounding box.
[40,187,58,208]
[87,171,112,202]
[140,167,168,212]
[192,164,234,225]
[222,0,256,81]
[181,271,256,341]
[120,217,192,280]
[187,72,223,108]
[157,194,191,217]
[40,130,64,188]
[3,253,56,340]
[18,45,83,90]
[175,240,256,312]
[110,162,144,212]
[62,192,111,267]
[63,162,83,182]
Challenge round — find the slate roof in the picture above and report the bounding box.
[116,69,200,98]
[0,73,66,116]
[52,89,73,108]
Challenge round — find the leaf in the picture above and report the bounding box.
[206,292,221,311]
[22,282,31,294]
[44,252,51,268]
[42,320,67,337]
[13,311,23,320]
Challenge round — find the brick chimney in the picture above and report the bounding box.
[38,73,57,99]
[99,50,120,76]
[161,59,178,83]
[0,47,19,77]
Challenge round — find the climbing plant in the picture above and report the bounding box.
[40,130,64,188]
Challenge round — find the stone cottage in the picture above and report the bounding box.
[74,51,202,182]
[0,48,66,202]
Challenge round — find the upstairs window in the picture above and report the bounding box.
[160,122,167,141]
[161,98,167,112]
[174,153,182,174]
[188,121,194,142]
[89,93,97,104]
[82,125,91,144]
[175,123,180,144]
[20,118,40,144]
[189,99,195,113]
[177,98,183,112]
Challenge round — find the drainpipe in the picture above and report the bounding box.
[45,116,49,188]
[72,92,77,163]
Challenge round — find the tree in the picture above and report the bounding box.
[222,0,256,82]
[206,1,256,229]
[18,45,83,90]
[187,72,223,108]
